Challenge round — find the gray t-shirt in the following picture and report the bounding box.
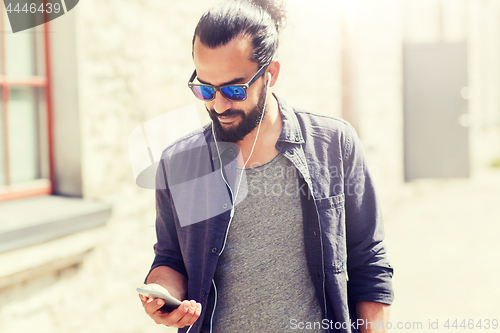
[210,153,325,332]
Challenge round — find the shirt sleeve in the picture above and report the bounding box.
[343,123,394,305]
[144,157,187,284]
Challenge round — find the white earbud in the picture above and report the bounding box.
[267,72,272,88]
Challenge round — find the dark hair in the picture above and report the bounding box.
[192,0,286,66]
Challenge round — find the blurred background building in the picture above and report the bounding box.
[0,0,499,332]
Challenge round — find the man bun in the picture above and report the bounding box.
[193,0,286,65]
[249,0,287,33]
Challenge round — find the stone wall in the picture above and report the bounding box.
[0,1,342,332]
[343,0,406,211]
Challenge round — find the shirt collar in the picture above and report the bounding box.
[273,93,304,145]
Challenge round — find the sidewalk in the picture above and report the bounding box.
[384,168,500,332]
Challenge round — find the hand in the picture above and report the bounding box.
[140,283,202,328]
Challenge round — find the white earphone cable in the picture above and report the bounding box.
[208,77,270,333]
[218,80,268,255]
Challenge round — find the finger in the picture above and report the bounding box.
[162,301,191,327]
[174,300,198,328]
[191,303,203,325]
[186,302,202,326]
[144,298,165,317]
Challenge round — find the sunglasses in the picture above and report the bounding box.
[187,63,269,102]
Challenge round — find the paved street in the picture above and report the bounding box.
[4,169,496,333]
[384,168,500,332]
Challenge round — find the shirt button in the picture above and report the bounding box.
[289,150,294,155]
[226,164,231,169]
[295,137,300,142]
[229,149,233,154]
[202,291,206,297]
[313,231,317,236]
[211,247,218,253]
[223,203,228,209]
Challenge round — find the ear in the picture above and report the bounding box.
[267,60,281,88]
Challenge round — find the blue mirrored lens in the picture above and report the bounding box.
[193,86,215,100]
[221,86,246,101]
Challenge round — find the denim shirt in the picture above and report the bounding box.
[148,94,394,333]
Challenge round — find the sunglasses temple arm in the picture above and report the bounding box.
[188,70,197,84]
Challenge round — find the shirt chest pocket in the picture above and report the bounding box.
[314,194,347,273]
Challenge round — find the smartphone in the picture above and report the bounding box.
[137,287,182,312]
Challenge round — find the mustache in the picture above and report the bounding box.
[208,108,245,118]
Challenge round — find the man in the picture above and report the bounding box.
[140,1,394,332]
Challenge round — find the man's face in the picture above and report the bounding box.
[206,81,266,142]
[193,36,268,143]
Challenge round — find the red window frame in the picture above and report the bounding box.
[0,9,54,201]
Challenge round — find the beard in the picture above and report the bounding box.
[208,83,267,143]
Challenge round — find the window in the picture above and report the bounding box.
[0,9,53,201]
[0,5,110,256]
